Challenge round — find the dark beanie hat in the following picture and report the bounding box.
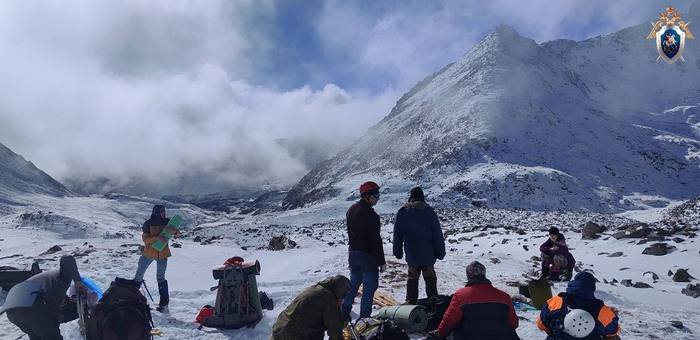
[548,227,560,235]
[409,187,425,202]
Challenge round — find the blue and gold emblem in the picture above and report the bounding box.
[646,6,694,64]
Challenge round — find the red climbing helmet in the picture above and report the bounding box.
[359,181,380,195]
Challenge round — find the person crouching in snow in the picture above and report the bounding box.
[133,204,178,312]
[540,227,576,281]
[392,186,446,304]
[270,275,350,340]
[1,255,86,340]
[433,261,520,340]
[537,271,621,339]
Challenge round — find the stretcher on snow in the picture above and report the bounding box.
[0,262,41,291]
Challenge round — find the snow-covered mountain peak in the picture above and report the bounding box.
[486,24,537,48]
[284,19,700,211]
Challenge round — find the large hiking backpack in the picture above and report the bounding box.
[199,257,273,329]
[416,295,452,332]
[93,278,154,340]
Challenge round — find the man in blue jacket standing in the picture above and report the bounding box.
[393,187,446,304]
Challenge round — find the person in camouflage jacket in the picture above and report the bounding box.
[271,275,350,340]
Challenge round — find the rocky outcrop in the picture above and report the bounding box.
[582,221,605,239]
[642,243,675,256]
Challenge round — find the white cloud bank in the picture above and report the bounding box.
[0,0,396,194]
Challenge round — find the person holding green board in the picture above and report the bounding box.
[133,204,179,312]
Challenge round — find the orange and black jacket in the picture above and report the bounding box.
[537,293,620,339]
[141,206,172,260]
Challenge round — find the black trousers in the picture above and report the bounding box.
[406,265,438,302]
[6,304,63,340]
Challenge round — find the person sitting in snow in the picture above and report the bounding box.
[540,227,575,281]
[1,255,86,340]
[433,261,520,339]
[133,204,179,312]
[270,275,350,340]
[537,271,621,339]
[392,186,446,304]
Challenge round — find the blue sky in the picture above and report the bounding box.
[0,0,696,190]
[249,0,697,92]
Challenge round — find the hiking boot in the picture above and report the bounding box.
[158,280,170,309]
[156,305,169,313]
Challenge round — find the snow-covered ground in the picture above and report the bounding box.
[1,194,699,340]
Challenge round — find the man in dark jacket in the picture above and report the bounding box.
[540,227,576,281]
[341,181,386,320]
[436,261,520,340]
[393,186,446,304]
[1,255,85,340]
[537,271,620,339]
[271,275,350,340]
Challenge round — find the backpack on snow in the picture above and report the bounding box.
[93,278,154,340]
[199,257,273,329]
[416,294,452,332]
[528,278,553,310]
[353,319,410,340]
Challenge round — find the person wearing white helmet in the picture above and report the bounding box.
[537,271,620,339]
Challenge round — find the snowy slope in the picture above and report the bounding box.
[284,4,700,212]
[0,143,71,207]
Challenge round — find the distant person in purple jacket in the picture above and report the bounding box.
[540,227,575,281]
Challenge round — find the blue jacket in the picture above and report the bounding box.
[537,272,620,339]
[392,200,446,267]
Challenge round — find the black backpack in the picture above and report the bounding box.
[361,320,410,340]
[417,295,452,332]
[93,278,154,340]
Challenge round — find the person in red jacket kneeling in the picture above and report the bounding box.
[434,261,520,340]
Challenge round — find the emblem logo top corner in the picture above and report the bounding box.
[646,6,694,64]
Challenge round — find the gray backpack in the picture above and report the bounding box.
[199,257,273,329]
